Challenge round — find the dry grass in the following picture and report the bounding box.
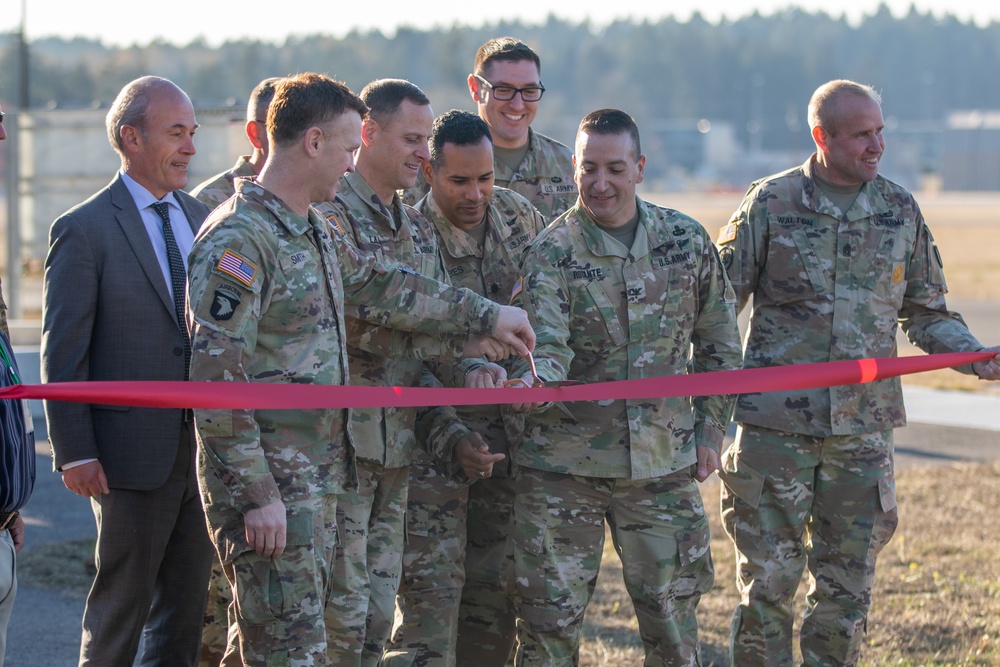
[580,462,1000,666]
[17,467,1000,665]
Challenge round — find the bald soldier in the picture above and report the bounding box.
[190,76,281,209]
[717,79,1000,665]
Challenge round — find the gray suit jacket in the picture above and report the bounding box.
[41,174,211,490]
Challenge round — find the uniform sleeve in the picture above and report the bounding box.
[415,368,473,479]
[187,235,280,513]
[512,245,572,383]
[346,320,467,362]
[691,231,743,451]
[331,226,501,337]
[899,212,985,374]
[716,185,767,314]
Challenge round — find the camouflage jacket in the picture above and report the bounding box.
[414,188,546,477]
[313,171,454,468]
[717,155,985,437]
[401,129,575,222]
[189,155,255,209]
[513,197,742,479]
[189,179,504,527]
[494,128,576,222]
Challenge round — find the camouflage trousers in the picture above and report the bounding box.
[199,557,232,667]
[326,463,409,667]
[385,463,469,667]
[511,466,713,667]
[220,493,339,667]
[385,464,518,667]
[719,425,898,667]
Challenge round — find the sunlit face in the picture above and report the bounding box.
[361,99,434,194]
[573,130,645,228]
[424,136,495,230]
[815,93,885,186]
[469,59,540,149]
[123,84,198,199]
[316,110,363,202]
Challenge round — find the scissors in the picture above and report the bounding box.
[502,352,580,389]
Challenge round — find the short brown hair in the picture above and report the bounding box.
[268,73,367,148]
[473,37,541,77]
[577,109,642,161]
[359,79,430,127]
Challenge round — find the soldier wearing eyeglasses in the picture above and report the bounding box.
[466,37,576,221]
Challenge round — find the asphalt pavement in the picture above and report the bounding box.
[4,383,999,666]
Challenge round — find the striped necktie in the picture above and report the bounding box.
[150,201,191,380]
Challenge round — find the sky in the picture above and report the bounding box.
[1,0,999,47]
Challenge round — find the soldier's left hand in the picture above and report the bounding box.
[508,372,545,413]
[457,432,505,481]
[973,346,1000,381]
[466,363,508,388]
[695,445,720,482]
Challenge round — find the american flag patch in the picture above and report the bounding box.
[217,249,258,286]
[326,213,345,235]
[509,276,523,304]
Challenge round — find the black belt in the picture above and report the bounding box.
[0,511,19,531]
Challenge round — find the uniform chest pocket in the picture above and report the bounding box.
[585,280,628,347]
[413,251,441,279]
[860,230,909,309]
[761,225,826,305]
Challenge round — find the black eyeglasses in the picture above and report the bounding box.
[474,75,545,102]
[0,111,4,124]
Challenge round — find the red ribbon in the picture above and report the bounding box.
[0,352,989,410]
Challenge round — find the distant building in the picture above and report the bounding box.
[941,110,1000,191]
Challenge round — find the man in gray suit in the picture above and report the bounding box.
[41,76,214,667]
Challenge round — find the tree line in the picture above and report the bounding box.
[2,6,999,154]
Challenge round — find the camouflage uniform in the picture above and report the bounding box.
[313,171,460,667]
[403,128,575,223]
[190,155,255,667]
[190,155,256,209]
[385,188,545,667]
[188,179,504,666]
[492,129,576,222]
[510,198,743,666]
[716,155,987,666]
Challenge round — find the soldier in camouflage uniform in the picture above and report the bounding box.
[312,80,509,667]
[384,110,545,667]
[508,109,743,666]
[467,38,576,221]
[188,74,534,667]
[188,75,281,667]
[716,80,1000,666]
[190,77,281,210]
[404,38,575,223]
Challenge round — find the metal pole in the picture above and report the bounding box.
[6,0,28,319]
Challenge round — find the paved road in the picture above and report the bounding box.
[6,294,999,665]
[6,384,999,666]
